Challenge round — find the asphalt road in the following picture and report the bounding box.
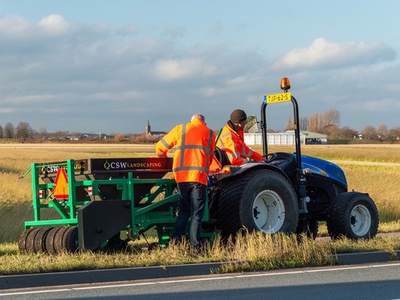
[2,262,400,300]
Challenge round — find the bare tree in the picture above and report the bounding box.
[376,124,388,140]
[322,109,340,127]
[0,125,3,138]
[38,127,48,138]
[338,126,359,140]
[16,122,33,140]
[4,122,15,138]
[49,131,69,140]
[114,134,126,142]
[323,124,340,139]
[307,113,320,132]
[389,126,400,141]
[360,125,377,140]
[284,116,293,131]
[299,116,308,131]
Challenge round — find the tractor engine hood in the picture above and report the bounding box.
[296,154,347,187]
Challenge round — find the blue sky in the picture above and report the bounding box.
[0,0,399,134]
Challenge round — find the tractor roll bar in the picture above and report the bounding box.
[260,94,302,171]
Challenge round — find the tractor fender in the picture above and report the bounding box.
[215,162,293,189]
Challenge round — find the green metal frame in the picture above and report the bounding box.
[23,159,211,248]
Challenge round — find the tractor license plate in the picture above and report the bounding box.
[265,92,291,104]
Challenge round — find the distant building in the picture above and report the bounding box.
[145,121,167,139]
[244,130,327,145]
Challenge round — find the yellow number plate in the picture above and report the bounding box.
[266,92,291,104]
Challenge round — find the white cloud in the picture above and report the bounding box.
[274,38,396,69]
[153,58,206,81]
[154,58,216,81]
[38,14,70,34]
[0,15,30,35]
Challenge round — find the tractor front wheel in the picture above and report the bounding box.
[327,192,379,240]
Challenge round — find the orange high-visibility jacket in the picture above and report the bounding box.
[156,118,216,185]
[217,122,263,165]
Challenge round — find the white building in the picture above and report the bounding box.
[244,131,327,146]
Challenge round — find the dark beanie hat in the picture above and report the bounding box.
[230,109,247,123]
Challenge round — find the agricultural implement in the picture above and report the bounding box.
[18,78,379,254]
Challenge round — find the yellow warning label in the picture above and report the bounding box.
[52,168,69,199]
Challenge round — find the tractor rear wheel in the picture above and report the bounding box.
[327,192,379,240]
[216,169,299,239]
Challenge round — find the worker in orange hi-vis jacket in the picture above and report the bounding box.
[217,109,264,165]
[156,113,216,251]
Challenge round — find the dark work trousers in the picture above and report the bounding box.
[172,182,207,247]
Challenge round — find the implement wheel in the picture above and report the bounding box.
[217,169,299,239]
[33,227,53,253]
[63,226,79,253]
[18,227,36,253]
[327,192,379,240]
[25,227,42,253]
[54,227,70,254]
[45,227,63,255]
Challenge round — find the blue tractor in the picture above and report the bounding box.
[210,77,379,240]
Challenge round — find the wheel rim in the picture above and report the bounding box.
[350,204,372,236]
[252,189,285,233]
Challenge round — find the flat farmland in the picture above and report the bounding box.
[1,143,400,243]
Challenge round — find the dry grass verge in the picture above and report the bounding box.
[1,232,400,276]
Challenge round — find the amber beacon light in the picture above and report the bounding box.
[280,77,291,92]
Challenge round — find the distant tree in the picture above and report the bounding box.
[307,110,340,134]
[4,122,15,138]
[133,133,155,143]
[388,126,400,141]
[284,116,293,131]
[307,113,320,132]
[0,125,3,138]
[49,131,69,140]
[16,122,33,139]
[322,109,340,128]
[38,127,48,139]
[299,116,308,131]
[360,125,377,140]
[338,126,359,140]
[323,124,340,139]
[115,134,125,142]
[376,124,388,140]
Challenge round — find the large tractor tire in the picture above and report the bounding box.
[216,169,299,239]
[327,192,379,240]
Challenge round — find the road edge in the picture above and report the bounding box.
[1,251,400,290]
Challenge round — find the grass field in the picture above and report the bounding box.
[1,143,400,275]
[1,143,400,242]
